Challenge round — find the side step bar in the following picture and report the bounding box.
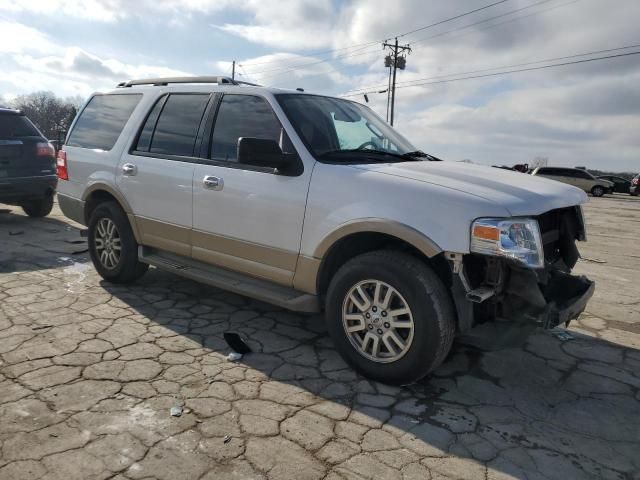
[138,248,320,313]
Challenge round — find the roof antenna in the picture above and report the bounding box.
[364,94,369,103]
[296,87,304,92]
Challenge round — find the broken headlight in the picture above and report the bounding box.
[470,218,544,269]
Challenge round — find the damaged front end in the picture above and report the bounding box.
[448,206,594,348]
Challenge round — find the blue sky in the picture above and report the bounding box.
[1,0,639,170]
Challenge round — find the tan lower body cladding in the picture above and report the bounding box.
[134,216,319,293]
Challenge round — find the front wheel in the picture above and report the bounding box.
[325,250,455,385]
[591,186,605,197]
[22,195,54,217]
[88,201,148,284]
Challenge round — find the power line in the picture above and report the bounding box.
[256,0,574,83]
[264,0,579,87]
[242,0,510,74]
[397,0,509,38]
[340,50,640,98]
[410,0,557,46]
[343,43,640,95]
[241,0,512,76]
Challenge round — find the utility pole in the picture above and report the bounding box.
[383,37,411,126]
[231,60,236,81]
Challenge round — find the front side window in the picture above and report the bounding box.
[68,94,141,151]
[210,95,283,163]
[149,94,210,157]
[276,94,416,162]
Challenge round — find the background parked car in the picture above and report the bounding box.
[0,107,57,217]
[631,174,639,196]
[531,166,613,197]
[598,175,631,194]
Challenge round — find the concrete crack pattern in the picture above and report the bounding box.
[0,198,639,480]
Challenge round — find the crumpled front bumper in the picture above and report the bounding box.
[536,271,595,328]
[503,266,595,329]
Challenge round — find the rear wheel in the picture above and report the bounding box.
[88,201,148,284]
[591,185,605,197]
[325,250,455,385]
[21,195,54,217]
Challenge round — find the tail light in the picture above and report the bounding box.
[633,178,639,185]
[36,141,55,157]
[56,150,69,180]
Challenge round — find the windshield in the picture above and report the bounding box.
[276,94,417,161]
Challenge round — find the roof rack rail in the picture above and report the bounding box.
[116,76,261,88]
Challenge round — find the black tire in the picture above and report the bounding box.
[21,195,54,217]
[325,250,455,385]
[591,185,605,197]
[88,201,148,284]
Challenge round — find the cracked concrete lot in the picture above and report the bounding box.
[1,195,639,480]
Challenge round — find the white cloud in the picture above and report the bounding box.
[1,0,639,170]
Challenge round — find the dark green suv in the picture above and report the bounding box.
[0,107,57,217]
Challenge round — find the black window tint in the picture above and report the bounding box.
[211,95,282,163]
[538,168,555,175]
[135,96,166,152]
[150,94,210,157]
[0,114,40,138]
[68,94,141,150]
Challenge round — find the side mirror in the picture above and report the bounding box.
[237,137,290,171]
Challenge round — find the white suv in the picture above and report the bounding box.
[57,76,594,384]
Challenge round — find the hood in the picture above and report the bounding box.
[352,161,588,216]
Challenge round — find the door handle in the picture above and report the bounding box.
[122,163,137,176]
[203,175,223,191]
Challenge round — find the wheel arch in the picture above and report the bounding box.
[297,219,450,297]
[82,183,142,242]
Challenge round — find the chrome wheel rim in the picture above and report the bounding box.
[94,218,121,270]
[342,279,415,363]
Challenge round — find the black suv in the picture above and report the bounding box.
[0,107,57,217]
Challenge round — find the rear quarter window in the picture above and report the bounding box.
[67,94,142,151]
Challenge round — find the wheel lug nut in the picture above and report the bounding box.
[384,322,390,328]
[368,324,373,330]
[365,313,371,319]
[377,329,383,335]
[381,311,387,317]
[372,306,377,312]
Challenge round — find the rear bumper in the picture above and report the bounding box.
[631,185,639,195]
[58,193,86,225]
[0,175,57,203]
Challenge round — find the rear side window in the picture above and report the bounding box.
[147,94,210,157]
[68,94,141,151]
[211,95,282,163]
[537,168,555,175]
[0,114,40,138]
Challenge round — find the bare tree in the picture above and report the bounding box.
[10,91,78,142]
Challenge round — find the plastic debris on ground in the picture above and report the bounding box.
[551,330,575,341]
[227,352,243,362]
[170,405,183,417]
[223,332,252,354]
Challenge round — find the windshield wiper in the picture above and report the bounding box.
[318,148,442,162]
[403,150,443,161]
[318,148,419,162]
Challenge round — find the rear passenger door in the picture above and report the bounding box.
[118,93,214,257]
[192,94,310,287]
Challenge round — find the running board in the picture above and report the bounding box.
[138,248,320,313]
